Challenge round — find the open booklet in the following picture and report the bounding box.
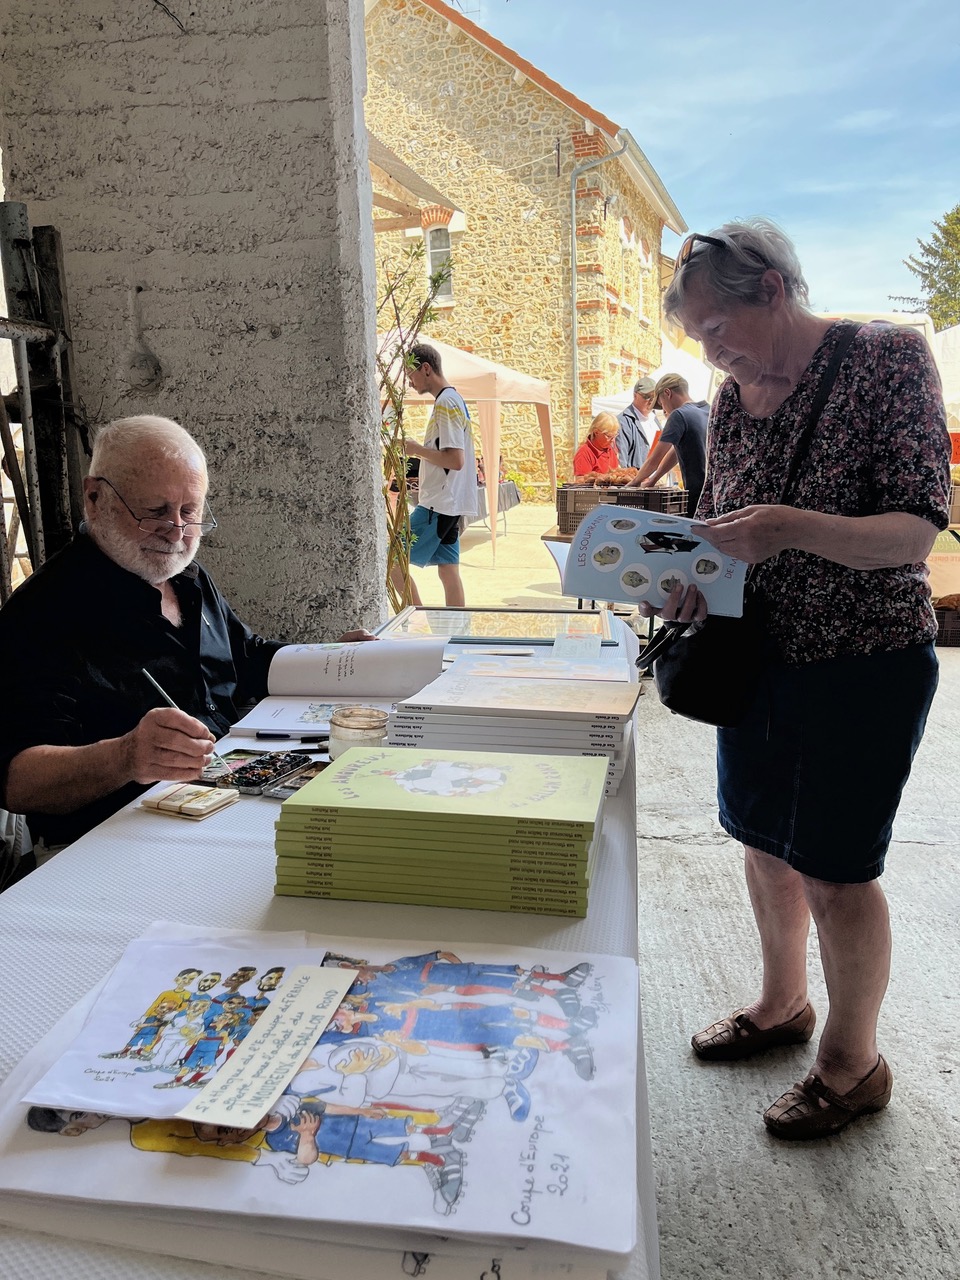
[231,637,447,734]
[562,506,748,618]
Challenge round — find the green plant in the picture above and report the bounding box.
[376,243,451,612]
[503,468,540,503]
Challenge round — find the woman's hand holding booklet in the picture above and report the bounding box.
[561,507,748,619]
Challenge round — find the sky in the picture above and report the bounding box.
[462,0,960,314]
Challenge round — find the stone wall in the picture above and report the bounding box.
[0,0,383,639]
[365,0,665,489]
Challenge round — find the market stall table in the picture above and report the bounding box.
[467,479,522,533]
[0,623,658,1280]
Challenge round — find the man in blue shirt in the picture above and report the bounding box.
[615,376,658,469]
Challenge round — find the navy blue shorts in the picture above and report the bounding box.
[408,505,461,567]
[717,643,938,884]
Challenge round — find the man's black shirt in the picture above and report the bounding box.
[660,401,709,517]
[0,534,282,847]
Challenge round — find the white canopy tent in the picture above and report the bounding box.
[381,334,556,557]
[932,323,960,431]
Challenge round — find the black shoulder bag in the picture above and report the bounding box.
[636,321,860,728]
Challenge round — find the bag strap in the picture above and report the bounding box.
[635,619,686,671]
[778,320,860,503]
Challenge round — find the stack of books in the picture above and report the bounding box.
[274,745,608,916]
[387,672,640,796]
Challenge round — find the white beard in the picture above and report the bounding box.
[91,517,200,584]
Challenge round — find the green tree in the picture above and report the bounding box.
[892,203,960,331]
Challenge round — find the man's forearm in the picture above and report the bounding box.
[4,740,135,814]
[629,442,676,487]
[405,442,465,470]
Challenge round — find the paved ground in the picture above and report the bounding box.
[416,501,960,1280]
[400,501,574,610]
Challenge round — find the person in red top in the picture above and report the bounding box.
[573,412,620,477]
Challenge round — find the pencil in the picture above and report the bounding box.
[141,669,230,771]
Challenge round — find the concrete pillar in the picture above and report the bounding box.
[0,0,384,639]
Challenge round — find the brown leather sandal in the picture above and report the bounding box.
[691,1003,816,1061]
[763,1055,893,1140]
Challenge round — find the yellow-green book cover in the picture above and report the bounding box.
[273,881,587,917]
[275,810,595,839]
[273,822,590,854]
[273,856,586,891]
[273,841,589,869]
[273,875,587,907]
[280,747,607,830]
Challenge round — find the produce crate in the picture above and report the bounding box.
[556,486,609,534]
[556,485,689,534]
[950,483,960,525]
[935,608,960,647]
[612,488,689,515]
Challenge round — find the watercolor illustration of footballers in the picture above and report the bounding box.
[99,998,181,1062]
[26,1095,484,1211]
[153,1009,240,1089]
[99,966,212,1062]
[139,998,213,1074]
[21,946,613,1228]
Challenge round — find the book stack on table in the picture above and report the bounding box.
[273,745,608,916]
[387,672,640,796]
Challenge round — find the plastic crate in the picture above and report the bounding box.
[612,488,689,515]
[556,485,689,533]
[556,485,614,534]
[935,608,960,646]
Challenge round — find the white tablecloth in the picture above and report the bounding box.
[0,624,658,1280]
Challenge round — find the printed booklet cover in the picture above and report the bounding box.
[0,925,638,1259]
[562,506,748,617]
[279,747,608,831]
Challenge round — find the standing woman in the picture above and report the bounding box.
[646,218,950,1138]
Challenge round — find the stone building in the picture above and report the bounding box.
[0,0,382,640]
[364,0,685,491]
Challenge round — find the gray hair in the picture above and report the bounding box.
[664,217,810,321]
[89,415,207,483]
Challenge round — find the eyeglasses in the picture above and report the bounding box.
[93,476,218,536]
[674,231,767,275]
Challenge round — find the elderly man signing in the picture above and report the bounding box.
[0,415,371,855]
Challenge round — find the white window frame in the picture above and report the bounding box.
[425,225,454,302]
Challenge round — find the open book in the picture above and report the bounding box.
[562,506,748,618]
[230,637,447,734]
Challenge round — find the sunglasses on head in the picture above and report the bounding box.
[674,231,767,274]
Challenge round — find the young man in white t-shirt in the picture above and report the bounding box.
[398,343,477,607]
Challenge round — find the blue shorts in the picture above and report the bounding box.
[717,643,938,884]
[408,504,461,567]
